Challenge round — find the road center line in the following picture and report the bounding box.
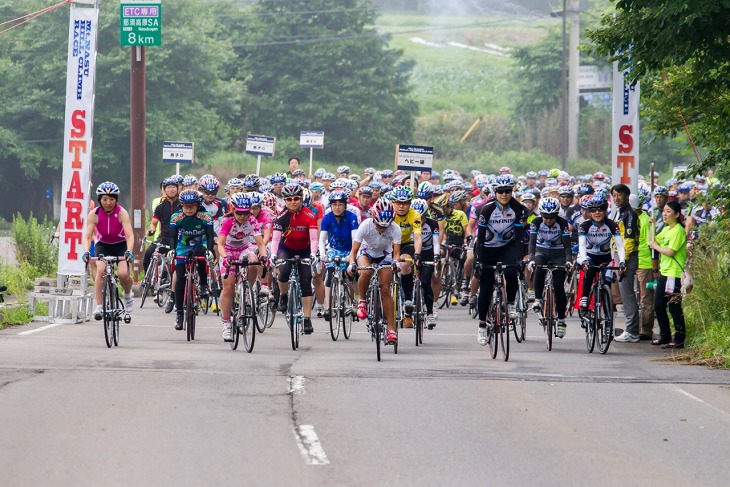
[293,425,329,465]
[18,323,64,336]
[288,375,305,394]
[675,388,730,417]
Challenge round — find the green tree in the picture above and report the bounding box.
[235,0,418,167]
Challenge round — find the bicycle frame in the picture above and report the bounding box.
[277,256,311,351]
[175,253,208,341]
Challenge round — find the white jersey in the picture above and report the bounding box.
[354,218,401,258]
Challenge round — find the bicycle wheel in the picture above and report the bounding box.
[583,301,596,353]
[437,264,451,309]
[252,281,266,333]
[488,299,499,359]
[102,277,114,348]
[391,281,399,354]
[597,285,614,354]
[155,262,169,307]
[293,281,301,350]
[230,297,240,351]
[499,288,509,361]
[328,277,341,341]
[545,287,554,352]
[186,278,196,341]
[342,280,353,340]
[140,263,154,308]
[513,282,524,343]
[414,279,423,346]
[241,283,256,353]
[565,271,576,317]
[112,285,120,347]
[373,292,381,362]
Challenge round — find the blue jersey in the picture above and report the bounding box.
[170,210,214,254]
[320,210,358,252]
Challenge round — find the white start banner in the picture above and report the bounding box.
[611,59,640,195]
[58,4,99,275]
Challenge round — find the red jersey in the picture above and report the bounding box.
[273,207,318,251]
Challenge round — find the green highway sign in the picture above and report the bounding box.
[120,1,162,47]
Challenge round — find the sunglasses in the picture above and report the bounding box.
[234,210,250,216]
[590,208,606,213]
[495,189,512,195]
[285,196,302,202]
[202,190,217,196]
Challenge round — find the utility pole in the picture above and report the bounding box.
[568,0,580,161]
[561,0,568,170]
[130,46,146,281]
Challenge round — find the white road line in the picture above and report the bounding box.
[675,388,730,417]
[288,375,305,395]
[294,425,329,465]
[17,323,64,336]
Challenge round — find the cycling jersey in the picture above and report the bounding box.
[528,216,571,261]
[272,207,318,252]
[468,198,487,220]
[394,208,422,244]
[152,197,181,248]
[326,204,362,223]
[354,219,402,258]
[427,201,444,222]
[420,216,439,255]
[690,205,718,227]
[254,207,274,233]
[475,199,527,252]
[309,201,325,221]
[443,209,468,246]
[611,204,639,256]
[201,198,226,234]
[95,205,126,245]
[219,215,261,251]
[170,210,215,255]
[319,210,359,253]
[577,218,625,264]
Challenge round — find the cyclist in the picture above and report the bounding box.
[391,186,422,327]
[170,189,216,330]
[557,186,575,219]
[347,198,402,344]
[411,198,439,328]
[443,190,471,305]
[577,194,626,310]
[145,177,179,285]
[270,173,288,208]
[199,175,227,236]
[271,183,319,335]
[181,174,198,191]
[474,174,527,345]
[528,197,573,338]
[82,182,135,319]
[218,192,267,341]
[318,190,359,322]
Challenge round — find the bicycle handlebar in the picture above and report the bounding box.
[223,260,263,279]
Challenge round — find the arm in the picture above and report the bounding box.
[348,240,362,264]
[528,232,537,261]
[271,230,282,257]
[309,228,319,255]
[319,230,329,257]
[577,235,587,265]
[433,229,440,257]
[118,209,135,253]
[562,233,572,263]
[205,225,216,254]
[83,210,98,253]
[255,234,267,258]
[613,233,626,263]
[413,232,422,255]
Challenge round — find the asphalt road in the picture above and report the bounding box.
[1,296,729,486]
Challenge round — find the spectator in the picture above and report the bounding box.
[611,184,641,343]
[632,194,655,341]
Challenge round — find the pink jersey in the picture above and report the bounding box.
[220,215,261,250]
[469,198,487,220]
[255,207,274,232]
[95,205,126,244]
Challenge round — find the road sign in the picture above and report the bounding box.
[579,65,612,91]
[300,131,324,149]
[163,141,194,164]
[396,144,434,171]
[246,135,276,157]
[120,1,162,47]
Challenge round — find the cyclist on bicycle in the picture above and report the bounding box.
[146,178,180,308]
[218,192,267,341]
[577,194,626,310]
[442,190,470,305]
[528,197,573,338]
[271,183,319,335]
[347,198,402,344]
[411,198,439,328]
[319,190,359,322]
[170,189,216,330]
[474,174,527,345]
[391,186,422,327]
[82,182,135,320]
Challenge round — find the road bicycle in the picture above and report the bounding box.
[412,260,436,346]
[175,252,208,342]
[533,263,565,351]
[326,256,355,341]
[581,264,623,354]
[276,256,310,351]
[479,262,521,362]
[564,265,578,317]
[199,254,221,316]
[513,262,528,343]
[223,260,261,353]
[358,262,395,362]
[437,244,467,309]
[138,237,172,308]
[89,256,131,348]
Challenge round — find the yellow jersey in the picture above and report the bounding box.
[394,208,422,245]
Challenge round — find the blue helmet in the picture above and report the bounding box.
[250,192,263,207]
[493,174,516,191]
[410,198,428,217]
[391,186,413,202]
[358,185,373,196]
[678,182,692,194]
[270,172,287,184]
[200,176,220,193]
[169,174,184,185]
[231,192,252,211]
[586,193,608,210]
[328,190,349,204]
[96,181,120,199]
[654,186,669,196]
[313,168,326,178]
[538,197,560,216]
[182,175,198,187]
[576,184,594,196]
[179,189,202,204]
[417,181,434,199]
[243,176,259,189]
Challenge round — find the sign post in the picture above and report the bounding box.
[163,141,194,174]
[396,144,434,193]
[120,0,162,47]
[245,135,276,176]
[300,131,325,177]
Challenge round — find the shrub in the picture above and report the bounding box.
[0,262,34,302]
[11,213,57,278]
[0,304,33,329]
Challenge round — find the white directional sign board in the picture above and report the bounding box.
[245,134,276,157]
[396,144,434,171]
[300,131,324,149]
[163,141,194,164]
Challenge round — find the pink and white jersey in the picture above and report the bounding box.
[255,207,274,232]
[95,205,126,244]
[220,215,261,250]
[469,198,487,220]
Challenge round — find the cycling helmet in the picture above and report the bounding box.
[432,185,444,196]
[492,174,516,191]
[654,186,669,196]
[358,185,373,196]
[243,176,259,189]
[231,192,252,211]
[322,172,336,182]
[540,187,552,198]
[538,170,549,177]
[345,179,359,192]
[558,170,569,180]
[470,170,483,178]
[330,178,347,190]
[169,174,184,185]
[371,198,395,227]
[259,182,272,193]
[580,195,593,210]
[576,184,594,196]
[499,166,511,174]
[526,171,537,179]
[310,182,324,192]
[521,192,536,202]
[369,181,382,190]
[410,198,429,217]
[430,170,440,180]
[96,181,120,199]
[547,168,560,178]
[179,189,202,205]
[262,192,278,210]
[162,178,177,189]
[364,167,376,176]
[381,169,394,178]
[449,190,468,204]
[301,188,312,207]
[313,168,326,178]
[546,177,558,186]
[227,178,244,190]
[538,197,560,217]
[593,171,606,181]
[281,183,303,198]
[417,181,434,199]
[349,174,361,183]
[558,186,574,196]
[328,190,349,204]
[182,175,198,187]
[677,182,692,194]
[291,168,305,177]
[586,194,608,210]
[391,186,413,202]
[337,165,350,175]
[270,172,287,184]
[200,176,220,192]
[250,192,263,207]
[464,182,474,193]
